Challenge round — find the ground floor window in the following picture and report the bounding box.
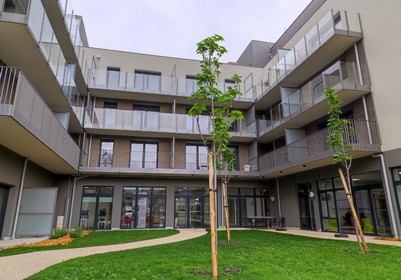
[317,171,391,236]
[228,188,270,227]
[174,187,209,228]
[121,187,166,229]
[80,186,113,230]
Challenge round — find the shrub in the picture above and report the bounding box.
[69,227,83,238]
[50,228,68,239]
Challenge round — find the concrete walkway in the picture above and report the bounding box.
[263,228,401,247]
[0,229,207,280]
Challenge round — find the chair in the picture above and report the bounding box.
[80,210,89,229]
[247,217,256,228]
[255,218,266,228]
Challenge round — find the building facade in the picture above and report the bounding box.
[1,0,401,239]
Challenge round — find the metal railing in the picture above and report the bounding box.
[0,66,80,168]
[81,150,259,175]
[258,61,370,136]
[86,108,257,137]
[86,69,258,101]
[258,119,380,172]
[256,9,362,99]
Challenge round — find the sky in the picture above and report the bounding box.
[72,0,311,63]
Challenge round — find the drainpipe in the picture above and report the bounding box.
[276,177,282,217]
[372,154,398,237]
[68,176,88,230]
[11,158,29,239]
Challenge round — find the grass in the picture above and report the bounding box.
[29,230,401,279]
[0,229,178,257]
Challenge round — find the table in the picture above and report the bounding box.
[247,216,277,228]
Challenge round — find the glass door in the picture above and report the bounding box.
[298,186,316,230]
[189,197,202,227]
[0,185,9,236]
[80,187,113,230]
[354,190,374,235]
[228,197,240,227]
[371,189,391,236]
[175,197,187,228]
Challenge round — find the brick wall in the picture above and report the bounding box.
[113,137,130,167]
[89,135,101,167]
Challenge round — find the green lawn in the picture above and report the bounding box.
[0,230,178,257]
[29,230,401,279]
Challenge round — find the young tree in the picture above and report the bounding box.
[324,88,368,254]
[189,34,243,279]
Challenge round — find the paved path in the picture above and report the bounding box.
[0,229,206,280]
[263,228,401,247]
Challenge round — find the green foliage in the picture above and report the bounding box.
[69,226,83,238]
[188,34,243,172]
[30,230,401,280]
[49,228,68,240]
[324,88,355,166]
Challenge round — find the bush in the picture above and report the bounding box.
[69,227,83,238]
[50,228,68,239]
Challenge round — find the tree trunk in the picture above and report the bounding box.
[209,153,218,279]
[338,168,369,254]
[222,181,231,243]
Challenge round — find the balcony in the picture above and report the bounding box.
[258,119,381,178]
[0,67,80,173]
[0,0,84,132]
[79,151,259,178]
[256,9,363,109]
[84,108,257,142]
[257,61,370,142]
[86,70,256,109]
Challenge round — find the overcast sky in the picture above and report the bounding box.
[73,0,311,62]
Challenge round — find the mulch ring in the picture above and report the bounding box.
[374,237,401,242]
[2,231,90,249]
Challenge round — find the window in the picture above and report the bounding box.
[134,71,161,92]
[99,139,114,167]
[121,187,166,229]
[186,143,208,170]
[81,186,113,230]
[104,100,117,126]
[186,76,199,94]
[3,0,29,14]
[133,103,160,129]
[130,140,158,168]
[106,67,120,89]
[224,79,236,93]
[185,107,209,132]
[227,146,239,171]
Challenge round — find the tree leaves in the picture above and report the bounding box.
[189,34,243,172]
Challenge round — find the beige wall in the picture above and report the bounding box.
[0,145,60,239]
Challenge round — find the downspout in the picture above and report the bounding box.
[372,154,398,237]
[276,177,282,217]
[11,158,29,239]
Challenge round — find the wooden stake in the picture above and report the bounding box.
[222,181,231,243]
[209,153,218,279]
[338,168,369,254]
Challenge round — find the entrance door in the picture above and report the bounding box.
[354,188,391,236]
[80,187,113,230]
[298,183,316,230]
[175,196,207,228]
[0,185,9,236]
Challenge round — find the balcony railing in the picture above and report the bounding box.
[86,69,258,101]
[257,9,362,99]
[0,66,80,169]
[86,108,257,138]
[258,61,370,136]
[81,150,257,175]
[258,119,380,173]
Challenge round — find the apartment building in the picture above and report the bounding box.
[0,0,401,239]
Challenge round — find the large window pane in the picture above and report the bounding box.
[106,68,120,89]
[100,140,114,167]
